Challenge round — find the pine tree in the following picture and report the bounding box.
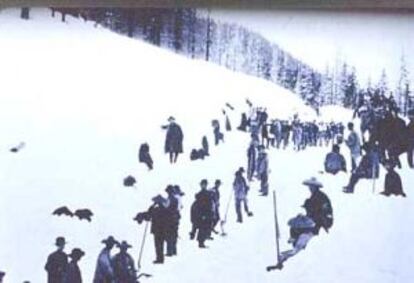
[320,65,334,105]
[343,67,358,108]
[377,69,388,96]
[397,54,411,115]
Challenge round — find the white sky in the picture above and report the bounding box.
[210,9,414,88]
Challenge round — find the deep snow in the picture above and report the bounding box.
[0,8,413,283]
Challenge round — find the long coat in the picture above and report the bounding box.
[233,174,249,200]
[93,249,115,283]
[112,253,136,283]
[64,261,82,283]
[164,123,184,154]
[346,131,361,158]
[45,250,68,283]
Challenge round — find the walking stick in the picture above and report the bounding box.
[137,220,150,271]
[267,190,282,271]
[220,188,234,236]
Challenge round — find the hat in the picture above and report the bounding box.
[173,185,185,196]
[69,248,85,259]
[384,159,396,169]
[118,240,132,249]
[152,194,166,204]
[101,236,117,245]
[238,167,245,173]
[55,237,66,246]
[168,116,175,122]
[215,179,222,186]
[302,177,323,188]
[165,185,175,194]
[0,271,5,278]
[200,179,208,186]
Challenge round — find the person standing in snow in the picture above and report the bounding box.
[302,177,333,235]
[112,241,137,283]
[93,236,117,283]
[45,237,68,283]
[191,179,214,248]
[256,146,269,196]
[165,185,184,256]
[247,138,258,182]
[147,195,169,264]
[64,248,85,283]
[345,122,361,172]
[163,116,184,164]
[212,120,224,145]
[233,167,253,223]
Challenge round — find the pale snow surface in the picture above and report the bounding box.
[0,8,413,283]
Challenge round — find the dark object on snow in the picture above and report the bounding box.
[10,142,25,153]
[123,175,136,187]
[238,113,248,131]
[381,161,406,197]
[190,149,206,161]
[139,143,153,170]
[0,271,5,282]
[225,115,232,131]
[52,206,73,217]
[225,102,235,111]
[246,99,253,107]
[202,136,209,156]
[74,209,93,222]
[21,8,30,19]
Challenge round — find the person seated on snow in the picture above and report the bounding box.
[277,214,317,268]
[343,142,380,194]
[302,177,333,235]
[324,144,347,175]
[380,160,406,197]
[138,143,153,170]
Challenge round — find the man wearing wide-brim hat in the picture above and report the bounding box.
[302,177,333,235]
[64,248,85,283]
[113,241,137,283]
[45,237,68,283]
[163,116,184,164]
[93,236,118,283]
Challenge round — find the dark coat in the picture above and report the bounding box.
[64,261,82,283]
[112,253,136,283]
[148,204,168,236]
[45,250,68,283]
[164,123,183,154]
[191,190,213,228]
[324,152,347,174]
[383,170,405,196]
[303,190,333,233]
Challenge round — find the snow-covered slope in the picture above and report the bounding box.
[0,8,413,283]
[211,10,414,87]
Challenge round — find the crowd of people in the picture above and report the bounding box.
[3,95,412,282]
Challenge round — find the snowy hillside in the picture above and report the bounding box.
[211,10,414,86]
[0,8,413,283]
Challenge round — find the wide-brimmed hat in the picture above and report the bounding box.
[102,236,117,245]
[168,116,175,122]
[173,185,185,196]
[117,240,132,249]
[165,185,175,194]
[302,177,323,188]
[69,248,85,259]
[55,237,67,246]
[200,179,208,186]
